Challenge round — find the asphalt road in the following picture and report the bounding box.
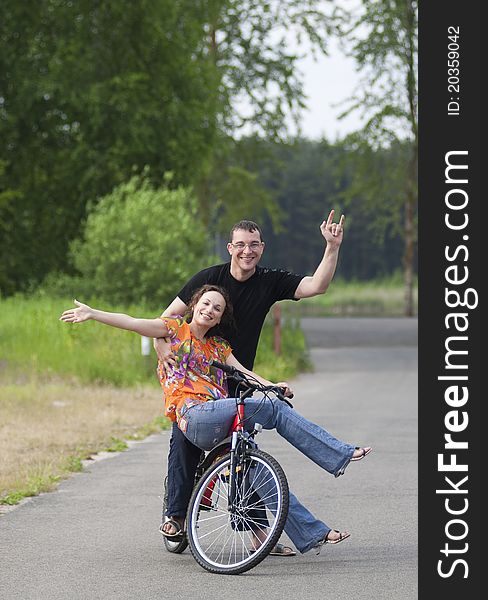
[0,317,418,600]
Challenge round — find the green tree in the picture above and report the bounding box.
[333,0,418,315]
[0,0,220,295]
[247,138,404,279]
[198,136,285,236]
[193,0,337,230]
[0,0,338,296]
[208,0,333,138]
[71,175,208,307]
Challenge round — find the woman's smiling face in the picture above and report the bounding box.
[192,291,226,328]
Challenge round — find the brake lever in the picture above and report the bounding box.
[276,389,294,409]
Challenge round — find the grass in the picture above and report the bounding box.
[284,274,418,317]
[254,314,312,380]
[0,293,309,386]
[0,371,170,505]
[0,294,158,386]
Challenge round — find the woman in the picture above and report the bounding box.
[60,284,371,550]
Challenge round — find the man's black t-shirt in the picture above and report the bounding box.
[177,262,304,370]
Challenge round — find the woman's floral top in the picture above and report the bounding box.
[158,317,232,421]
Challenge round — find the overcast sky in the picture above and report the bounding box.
[236,37,365,142]
[292,39,362,141]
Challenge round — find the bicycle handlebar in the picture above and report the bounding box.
[209,359,294,405]
[209,359,237,375]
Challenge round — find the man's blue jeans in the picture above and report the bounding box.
[165,423,202,519]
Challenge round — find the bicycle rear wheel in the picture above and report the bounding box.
[187,449,289,575]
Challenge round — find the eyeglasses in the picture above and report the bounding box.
[230,242,263,251]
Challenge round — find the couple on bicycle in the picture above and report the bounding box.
[60,212,372,555]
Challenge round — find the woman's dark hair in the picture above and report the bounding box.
[185,284,236,335]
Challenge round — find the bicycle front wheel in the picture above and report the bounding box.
[186,449,289,575]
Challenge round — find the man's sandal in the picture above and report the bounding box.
[159,517,184,539]
[269,543,296,556]
[250,542,297,557]
[350,446,372,461]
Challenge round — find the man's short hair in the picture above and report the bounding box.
[229,220,264,242]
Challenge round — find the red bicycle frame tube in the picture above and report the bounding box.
[230,402,245,433]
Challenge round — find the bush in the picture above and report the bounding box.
[70,175,209,307]
[37,272,93,300]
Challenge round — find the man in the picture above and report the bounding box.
[156,210,346,554]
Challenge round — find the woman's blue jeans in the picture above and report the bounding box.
[178,396,356,553]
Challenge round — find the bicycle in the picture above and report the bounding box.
[162,360,293,575]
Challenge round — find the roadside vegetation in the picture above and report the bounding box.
[0,374,166,506]
[284,274,418,318]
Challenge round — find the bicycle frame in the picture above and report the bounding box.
[164,364,292,568]
[228,387,254,512]
[191,361,293,522]
[184,363,293,574]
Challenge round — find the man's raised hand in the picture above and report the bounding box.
[320,209,345,247]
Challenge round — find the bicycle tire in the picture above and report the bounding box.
[161,476,188,554]
[186,449,289,575]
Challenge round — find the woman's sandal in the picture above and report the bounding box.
[350,446,372,461]
[159,517,184,539]
[314,529,350,554]
[323,530,351,545]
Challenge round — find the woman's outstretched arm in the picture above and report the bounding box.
[59,299,169,338]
